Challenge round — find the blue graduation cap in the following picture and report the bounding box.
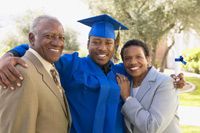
[78,14,128,39]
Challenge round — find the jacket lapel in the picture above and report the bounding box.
[24,51,68,117]
[135,67,158,102]
[62,89,72,129]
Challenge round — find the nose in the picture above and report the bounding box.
[98,43,107,51]
[129,57,137,65]
[51,36,64,47]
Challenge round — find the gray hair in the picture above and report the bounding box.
[30,15,61,34]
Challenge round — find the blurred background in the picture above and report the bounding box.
[0,0,200,132]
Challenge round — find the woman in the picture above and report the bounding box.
[117,39,181,133]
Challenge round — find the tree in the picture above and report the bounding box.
[86,0,200,68]
[64,27,79,51]
[1,10,43,50]
[86,0,176,65]
[1,10,80,53]
[159,0,200,71]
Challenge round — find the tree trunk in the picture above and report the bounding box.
[150,41,158,68]
[151,47,157,67]
[159,38,175,72]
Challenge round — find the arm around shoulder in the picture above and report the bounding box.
[0,52,28,89]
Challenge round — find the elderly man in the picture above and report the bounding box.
[0,15,71,133]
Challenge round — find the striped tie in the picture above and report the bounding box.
[50,68,63,95]
[50,68,60,86]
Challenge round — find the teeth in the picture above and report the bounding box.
[50,49,59,52]
[98,54,106,58]
[130,67,139,70]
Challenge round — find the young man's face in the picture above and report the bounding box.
[88,36,115,66]
[29,20,65,63]
[122,45,150,78]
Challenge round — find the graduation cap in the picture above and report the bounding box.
[78,14,128,39]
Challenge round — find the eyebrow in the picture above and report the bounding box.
[105,39,114,42]
[92,38,101,41]
[91,37,113,42]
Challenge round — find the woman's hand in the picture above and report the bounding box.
[116,73,130,101]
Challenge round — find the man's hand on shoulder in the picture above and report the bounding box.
[171,73,185,89]
[0,52,28,90]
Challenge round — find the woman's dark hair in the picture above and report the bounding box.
[120,39,150,61]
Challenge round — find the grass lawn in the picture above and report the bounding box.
[179,77,200,132]
[179,77,200,107]
[181,125,200,133]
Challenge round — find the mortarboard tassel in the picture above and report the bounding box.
[113,30,121,63]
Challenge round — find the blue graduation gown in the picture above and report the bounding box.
[55,53,125,133]
[10,44,126,133]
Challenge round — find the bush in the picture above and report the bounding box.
[182,48,200,74]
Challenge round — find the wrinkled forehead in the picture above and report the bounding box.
[36,20,64,34]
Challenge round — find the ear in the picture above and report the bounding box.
[114,39,117,45]
[87,38,90,49]
[29,32,35,46]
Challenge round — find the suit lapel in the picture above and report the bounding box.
[135,67,158,102]
[24,51,68,117]
[62,89,72,126]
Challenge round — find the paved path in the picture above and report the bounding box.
[163,69,200,78]
[178,106,200,126]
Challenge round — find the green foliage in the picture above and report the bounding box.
[182,48,200,74]
[179,77,200,106]
[0,45,10,56]
[1,10,43,51]
[64,27,79,51]
[181,125,200,133]
[15,10,42,41]
[1,10,80,53]
[174,0,200,32]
